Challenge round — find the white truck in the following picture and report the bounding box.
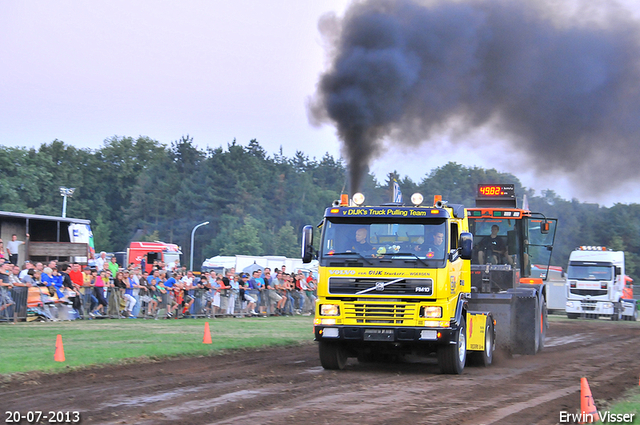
[201,255,311,276]
[565,246,637,321]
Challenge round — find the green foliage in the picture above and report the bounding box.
[91,214,113,252]
[140,230,161,242]
[273,221,300,258]
[3,138,640,279]
[221,216,264,255]
[417,162,522,207]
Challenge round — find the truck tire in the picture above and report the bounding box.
[438,317,466,374]
[468,318,494,367]
[538,301,547,353]
[611,303,622,321]
[515,293,541,355]
[319,341,348,370]
[567,313,579,319]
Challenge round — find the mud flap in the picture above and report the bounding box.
[467,312,495,367]
[466,312,488,352]
[467,293,517,353]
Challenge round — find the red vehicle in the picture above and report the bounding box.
[127,241,182,273]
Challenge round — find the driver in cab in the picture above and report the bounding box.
[477,224,514,265]
[348,227,375,256]
[415,231,446,258]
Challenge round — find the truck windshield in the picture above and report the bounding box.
[469,218,521,268]
[319,218,448,267]
[164,252,180,268]
[567,264,613,281]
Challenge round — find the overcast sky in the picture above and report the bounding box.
[2,0,639,206]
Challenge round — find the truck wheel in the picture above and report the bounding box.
[611,304,622,321]
[514,294,540,355]
[438,317,466,374]
[319,341,348,370]
[567,313,579,319]
[537,301,547,353]
[468,318,494,367]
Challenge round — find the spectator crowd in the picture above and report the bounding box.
[0,250,317,322]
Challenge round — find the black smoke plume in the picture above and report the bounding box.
[308,0,640,195]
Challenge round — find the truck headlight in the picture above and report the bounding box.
[320,304,340,316]
[566,301,574,308]
[421,306,442,318]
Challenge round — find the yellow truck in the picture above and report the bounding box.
[302,185,557,374]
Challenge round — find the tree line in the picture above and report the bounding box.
[1,137,638,280]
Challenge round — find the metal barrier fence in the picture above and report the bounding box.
[0,286,77,322]
[0,286,27,322]
[0,284,317,323]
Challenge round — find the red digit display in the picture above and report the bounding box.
[477,184,515,198]
[479,185,503,196]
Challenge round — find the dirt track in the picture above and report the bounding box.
[2,318,640,425]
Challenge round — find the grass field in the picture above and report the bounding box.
[596,386,640,424]
[0,316,314,375]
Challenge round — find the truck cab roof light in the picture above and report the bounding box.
[352,192,365,206]
[411,193,424,206]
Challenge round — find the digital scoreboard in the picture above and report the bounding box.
[477,184,515,199]
[475,184,517,208]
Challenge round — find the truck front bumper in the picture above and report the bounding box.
[314,324,460,346]
[566,299,614,314]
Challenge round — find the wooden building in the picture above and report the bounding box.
[0,211,92,264]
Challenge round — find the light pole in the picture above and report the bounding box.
[59,187,75,218]
[190,221,209,271]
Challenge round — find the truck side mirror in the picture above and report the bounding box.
[615,266,622,276]
[302,225,314,263]
[541,221,550,234]
[459,232,473,260]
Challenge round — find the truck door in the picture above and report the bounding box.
[523,218,557,279]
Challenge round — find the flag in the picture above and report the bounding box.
[393,179,403,203]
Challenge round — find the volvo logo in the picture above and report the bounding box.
[375,282,385,291]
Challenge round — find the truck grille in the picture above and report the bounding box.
[328,277,433,296]
[570,289,608,296]
[580,300,598,311]
[343,302,417,324]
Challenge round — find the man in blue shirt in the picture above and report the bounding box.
[164,274,177,289]
[247,270,264,310]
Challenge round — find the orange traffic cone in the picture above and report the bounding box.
[54,334,65,362]
[580,377,598,423]
[203,322,212,344]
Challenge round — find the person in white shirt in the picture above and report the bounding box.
[95,251,107,272]
[6,234,29,266]
[130,267,143,318]
[18,261,34,280]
